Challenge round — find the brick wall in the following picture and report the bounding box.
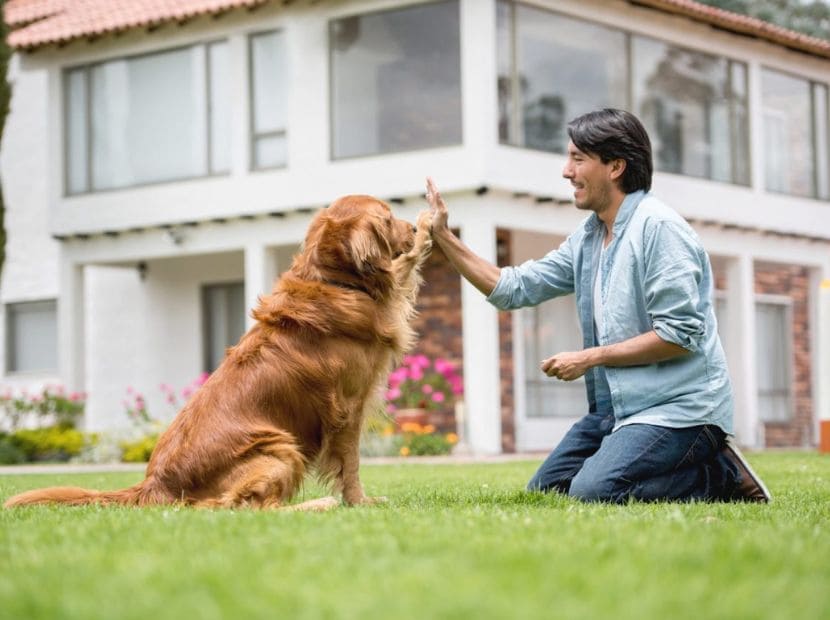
[754,262,813,447]
[408,229,519,451]
[409,240,464,433]
[497,229,516,452]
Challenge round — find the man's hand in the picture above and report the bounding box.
[541,350,596,381]
[425,177,449,236]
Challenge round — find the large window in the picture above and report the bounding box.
[330,0,462,159]
[755,301,792,423]
[65,42,230,194]
[497,1,750,187]
[6,300,58,374]
[202,283,245,373]
[632,36,749,185]
[497,1,627,153]
[715,296,793,424]
[522,298,585,418]
[762,69,816,198]
[249,31,288,170]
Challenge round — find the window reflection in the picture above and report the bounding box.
[632,36,749,185]
[330,1,461,159]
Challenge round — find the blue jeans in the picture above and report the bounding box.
[527,411,738,503]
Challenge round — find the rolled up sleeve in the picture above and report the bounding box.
[644,221,706,352]
[486,237,576,310]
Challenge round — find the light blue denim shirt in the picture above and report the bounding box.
[487,191,734,434]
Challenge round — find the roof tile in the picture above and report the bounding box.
[3,0,829,59]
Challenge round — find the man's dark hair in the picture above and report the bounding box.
[567,108,653,193]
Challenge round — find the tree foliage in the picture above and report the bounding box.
[696,0,830,41]
[0,1,10,278]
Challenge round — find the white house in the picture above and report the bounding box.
[1,0,829,454]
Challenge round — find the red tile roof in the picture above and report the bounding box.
[4,0,271,50]
[633,0,830,59]
[3,0,830,59]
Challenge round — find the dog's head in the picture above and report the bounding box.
[299,195,416,297]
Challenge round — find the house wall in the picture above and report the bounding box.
[0,0,828,451]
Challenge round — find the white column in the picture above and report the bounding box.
[244,244,280,328]
[460,0,498,160]
[58,256,85,403]
[460,218,502,454]
[724,254,759,447]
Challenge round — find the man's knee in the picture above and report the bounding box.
[568,471,624,503]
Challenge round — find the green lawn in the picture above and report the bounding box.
[1,453,829,620]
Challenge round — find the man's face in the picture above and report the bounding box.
[562,141,617,213]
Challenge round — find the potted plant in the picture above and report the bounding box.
[385,355,463,427]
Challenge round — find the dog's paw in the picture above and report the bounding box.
[344,495,388,507]
[415,209,433,233]
[282,496,340,512]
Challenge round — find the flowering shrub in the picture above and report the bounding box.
[0,385,86,431]
[395,422,458,457]
[386,355,463,413]
[0,386,91,463]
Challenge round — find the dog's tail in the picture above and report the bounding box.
[4,480,167,508]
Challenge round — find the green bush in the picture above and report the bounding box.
[0,432,25,464]
[120,434,158,463]
[10,426,91,462]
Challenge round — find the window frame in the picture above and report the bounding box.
[327,0,463,161]
[62,40,230,196]
[5,299,59,375]
[247,29,289,172]
[497,0,753,188]
[200,281,246,374]
[760,65,829,200]
[754,294,795,424]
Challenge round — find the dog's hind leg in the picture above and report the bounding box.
[201,430,307,509]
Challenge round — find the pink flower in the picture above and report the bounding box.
[410,367,424,381]
[387,404,397,413]
[431,392,446,403]
[182,387,193,399]
[126,386,134,395]
[386,388,402,400]
[415,354,430,368]
[166,395,176,404]
[197,372,210,385]
[421,384,434,394]
[160,383,172,393]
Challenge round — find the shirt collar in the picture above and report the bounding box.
[583,190,647,234]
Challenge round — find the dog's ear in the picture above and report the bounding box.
[349,218,392,275]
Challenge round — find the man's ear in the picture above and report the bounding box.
[609,158,627,181]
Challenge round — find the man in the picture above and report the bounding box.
[425,108,770,503]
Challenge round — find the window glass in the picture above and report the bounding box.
[209,41,231,174]
[250,31,288,169]
[202,283,245,372]
[762,69,814,197]
[522,298,584,418]
[813,83,829,201]
[330,0,461,159]
[632,36,749,184]
[497,2,627,153]
[755,302,791,423]
[65,69,88,194]
[66,42,228,193]
[6,301,58,373]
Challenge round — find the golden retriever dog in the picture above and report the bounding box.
[5,195,433,511]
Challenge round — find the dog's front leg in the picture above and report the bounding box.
[337,423,386,507]
[392,209,433,291]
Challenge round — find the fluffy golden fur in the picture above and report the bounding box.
[5,195,433,511]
